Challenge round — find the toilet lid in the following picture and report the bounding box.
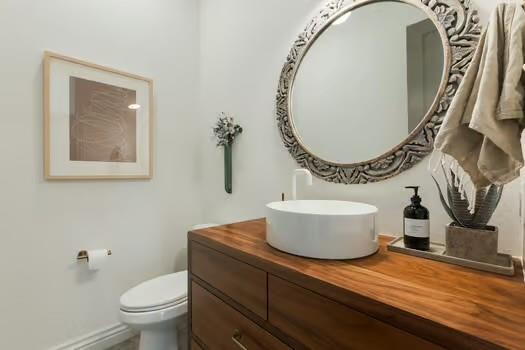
[120,271,187,312]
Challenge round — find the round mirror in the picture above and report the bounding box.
[291,1,445,165]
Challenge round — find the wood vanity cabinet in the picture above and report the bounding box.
[190,241,267,319]
[192,282,289,350]
[188,219,525,350]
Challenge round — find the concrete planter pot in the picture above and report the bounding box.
[445,223,499,264]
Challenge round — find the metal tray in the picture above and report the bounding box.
[387,237,515,276]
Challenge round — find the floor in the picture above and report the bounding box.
[106,336,139,350]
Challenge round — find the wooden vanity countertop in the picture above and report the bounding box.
[189,219,525,350]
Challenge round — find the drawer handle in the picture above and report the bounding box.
[232,329,248,350]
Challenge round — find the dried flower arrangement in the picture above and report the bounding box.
[213,113,243,147]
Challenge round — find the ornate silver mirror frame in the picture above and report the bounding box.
[276,0,481,184]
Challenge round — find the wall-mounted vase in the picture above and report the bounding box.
[224,143,232,194]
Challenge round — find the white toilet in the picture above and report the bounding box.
[119,224,217,350]
[120,271,188,350]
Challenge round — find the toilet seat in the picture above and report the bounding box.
[121,296,188,313]
[120,271,187,313]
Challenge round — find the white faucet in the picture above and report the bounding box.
[292,169,313,200]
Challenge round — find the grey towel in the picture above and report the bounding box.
[434,3,525,188]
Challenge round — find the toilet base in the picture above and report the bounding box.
[139,324,178,350]
[135,315,187,350]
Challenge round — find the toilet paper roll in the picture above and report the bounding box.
[87,249,110,271]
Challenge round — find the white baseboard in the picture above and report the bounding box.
[50,323,136,350]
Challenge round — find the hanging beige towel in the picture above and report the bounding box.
[434,3,525,188]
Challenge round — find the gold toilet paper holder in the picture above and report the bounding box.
[77,249,112,261]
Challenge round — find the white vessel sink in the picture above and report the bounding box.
[266,200,378,259]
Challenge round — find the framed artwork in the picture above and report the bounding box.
[44,52,154,179]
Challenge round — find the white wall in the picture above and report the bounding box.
[0,1,201,349]
[198,0,523,257]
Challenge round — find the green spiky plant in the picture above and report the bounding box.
[432,167,503,229]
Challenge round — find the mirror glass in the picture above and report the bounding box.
[292,1,444,164]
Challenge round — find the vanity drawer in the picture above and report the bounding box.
[190,241,267,319]
[268,275,443,350]
[192,282,289,350]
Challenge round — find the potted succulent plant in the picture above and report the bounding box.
[213,113,242,194]
[432,168,504,264]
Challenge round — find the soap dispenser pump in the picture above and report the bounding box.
[403,186,430,251]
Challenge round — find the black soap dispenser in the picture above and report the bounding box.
[403,186,430,251]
